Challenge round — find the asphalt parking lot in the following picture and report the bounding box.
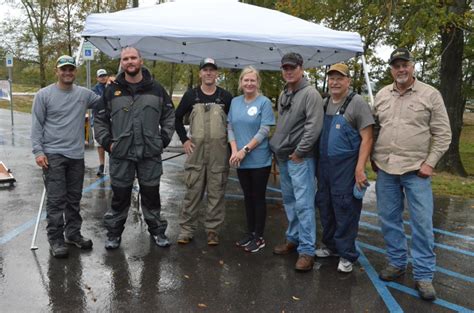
[1,108,473,312]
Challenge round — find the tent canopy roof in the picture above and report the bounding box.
[82,0,363,70]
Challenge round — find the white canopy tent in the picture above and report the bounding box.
[80,0,373,103]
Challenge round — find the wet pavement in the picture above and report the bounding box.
[0,108,473,313]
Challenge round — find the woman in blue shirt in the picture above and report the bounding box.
[228,66,275,253]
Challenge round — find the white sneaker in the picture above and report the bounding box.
[337,258,353,273]
[315,247,339,258]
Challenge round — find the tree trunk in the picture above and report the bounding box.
[187,67,193,90]
[169,63,176,98]
[437,0,467,176]
[38,40,47,88]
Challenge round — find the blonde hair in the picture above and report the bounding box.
[238,66,261,92]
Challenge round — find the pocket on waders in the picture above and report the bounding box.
[184,164,202,189]
[210,165,229,190]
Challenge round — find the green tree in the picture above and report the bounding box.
[384,0,472,176]
[19,0,54,87]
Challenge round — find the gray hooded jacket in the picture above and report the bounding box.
[270,78,323,160]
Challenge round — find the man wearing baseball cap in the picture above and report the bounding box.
[31,55,101,258]
[175,57,232,246]
[92,69,109,176]
[372,48,451,300]
[270,52,324,271]
[315,63,374,273]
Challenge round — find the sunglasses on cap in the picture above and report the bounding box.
[56,56,76,68]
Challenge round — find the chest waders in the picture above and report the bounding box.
[179,90,230,237]
[316,92,364,262]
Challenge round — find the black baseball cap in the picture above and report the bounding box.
[199,57,218,70]
[389,48,413,65]
[281,52,303,67]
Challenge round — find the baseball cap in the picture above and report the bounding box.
[56,55,76,68]
[199,57,218,70]
[328,63,350,77]
[281,52,303,67]
[96,69,108,77]
[389,48,413,65]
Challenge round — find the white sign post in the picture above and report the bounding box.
[5,53,14,125]
[6,54,13,67]
[82,42,95,61]
[82,43,95,145]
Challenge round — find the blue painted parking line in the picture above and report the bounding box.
[361,210,474,242]
[358,244,474,312]
[356,244,403,312]
[356,241,474,284]
[0,175,110,246]
[386,282,473,312]
[166,160,474,256]
[0,212,46,245]
[359,221,474,257]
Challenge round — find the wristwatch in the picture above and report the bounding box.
[243,146,251,154]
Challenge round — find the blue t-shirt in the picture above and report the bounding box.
[228,94,275,169]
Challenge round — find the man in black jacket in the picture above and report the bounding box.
[94,47,175,249]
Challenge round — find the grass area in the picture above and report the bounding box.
[0,96,34,113]
[460,113,474,175]
[1,92,473,198]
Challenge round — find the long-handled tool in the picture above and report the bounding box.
[30,186,46,250]
[162,152,185,162]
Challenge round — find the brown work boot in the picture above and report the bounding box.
[295,254,314,272]
[273,241,298,255]
[207,231,219,246]
[177,233,193,245]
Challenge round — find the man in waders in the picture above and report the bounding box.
[315,63,374,273]
[174,58,233,246]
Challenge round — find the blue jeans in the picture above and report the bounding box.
[278,158,316,256]
[376,169,435,281]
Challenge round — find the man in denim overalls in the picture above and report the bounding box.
[315,63,374,273]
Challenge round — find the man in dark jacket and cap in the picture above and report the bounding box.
[94,47,175,250]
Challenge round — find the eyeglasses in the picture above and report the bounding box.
[279,92,295,114]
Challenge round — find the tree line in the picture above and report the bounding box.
[0,0,472,176]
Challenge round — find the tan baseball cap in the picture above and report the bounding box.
[327,63,350,77]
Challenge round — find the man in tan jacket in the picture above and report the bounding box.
[372,48,451,301]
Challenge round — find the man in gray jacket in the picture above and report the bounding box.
[94,47,175,250]
[270,52,324,271]
[31,55,100,258]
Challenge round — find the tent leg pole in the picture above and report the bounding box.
[361,54,374,107]
[75,38,85,67]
